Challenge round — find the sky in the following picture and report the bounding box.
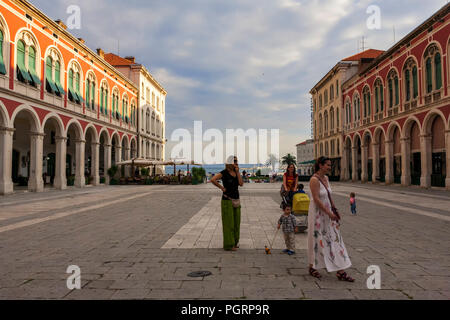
[29,0,448,163]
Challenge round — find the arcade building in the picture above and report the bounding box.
[340,4,450,189]
[0,0,165,195]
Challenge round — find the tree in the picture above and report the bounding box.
[281,153,296,166]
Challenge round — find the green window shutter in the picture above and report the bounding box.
[45,57,53,93]
[405,70,410,101]
[91,82,95,109]
[394,76,399,106]
[380,85,384,111]
[435,53,442,90]
[55,61,65,95]
[85,80,90,107]
[17,40,32,82]
[105,90,108,114]
[375,86,379,113]
[27,47,40,85]
[17,40,25,68]
[388,78,393,108]
[75,72,80,93]
[100,88,104,112]
[68,69,73,89]
[426,58,432,93]
[368,94,371,115]
[28,46,36,72]
[0,30,6,75]
[412,67,418,98]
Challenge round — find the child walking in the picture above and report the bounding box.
[350,192,357,215]
[277,203,298,255]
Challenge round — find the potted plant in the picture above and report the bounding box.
[107,165,118,185]
[67,175,75,186]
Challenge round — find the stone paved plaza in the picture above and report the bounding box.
[0,182,449,300]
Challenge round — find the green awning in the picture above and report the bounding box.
[28,70,41,85]
[17,65,32,82]
[299,160,315,165]
[0,60,6,75]
[55,82,65,95]
[46,78,58,94]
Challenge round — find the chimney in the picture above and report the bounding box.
[125,56,136,63]
[54,19,67,30]
[96,48,105,59]
[78,38,85,44]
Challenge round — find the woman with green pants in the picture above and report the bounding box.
[211,156,244,251]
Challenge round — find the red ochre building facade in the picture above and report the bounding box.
[0,0,143,194]
[315,4,450,189]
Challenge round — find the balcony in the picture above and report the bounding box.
[433,91,441,102]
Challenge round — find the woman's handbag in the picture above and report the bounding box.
[224,194,241,208]
[314,174,341,222]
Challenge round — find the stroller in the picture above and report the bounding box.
[280,188,309,233]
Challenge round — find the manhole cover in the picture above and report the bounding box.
[187,271,212,277]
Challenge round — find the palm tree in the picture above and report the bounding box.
[281,153,296,166]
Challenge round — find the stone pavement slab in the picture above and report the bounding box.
[0,182,448,299]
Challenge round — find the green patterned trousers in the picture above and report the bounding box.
[221,200,241,250]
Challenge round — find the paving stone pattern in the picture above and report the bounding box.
[0,183,449,300]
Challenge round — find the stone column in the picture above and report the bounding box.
[74,139,86,188]
[420,134,432,188]
[372,143,380,183]
[341,145,349,181]
[445,130,450,190]
[91,142,100,185]
[29,132,44,192]
[104,144,112,184]
[116,146,122,178]
[361,144,368,182]
[123,147,130,177]
[400,137,411,186]
[351,146,358,182]
[54,136,67,190]
[385,140,394,184]
[0,127,14,195]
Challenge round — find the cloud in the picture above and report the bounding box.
[28,0,446,159]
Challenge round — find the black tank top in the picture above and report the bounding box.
[220,169,239,200]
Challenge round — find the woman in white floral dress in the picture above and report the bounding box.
[307,157,354,282]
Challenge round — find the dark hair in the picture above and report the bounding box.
[298,183,304,190]
[282,202,292,210]
[314,156,331,173]
[350,192,355,197]
[285,163,298,177]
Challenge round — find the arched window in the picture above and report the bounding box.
[387,70,399,108]
[336,108,339,128]
[16,36,41,86]
[353,94,360,121]
[374,79,384,114]
[0,29,6,75]
[324,111,328,134]
[330,107,334,130]
[330,85,334,101]
[403,58,418,101]
[319,94,322,109]
[45,49,64,96]
[319,114,323,135]
[363,86,370,118]
[324,90,328,105]
[122,95,129,122]
[424,44,442,94]
[85,72,96,110]
[67,62,83,104]
[100,81,109,115]
[112,89,119,119]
